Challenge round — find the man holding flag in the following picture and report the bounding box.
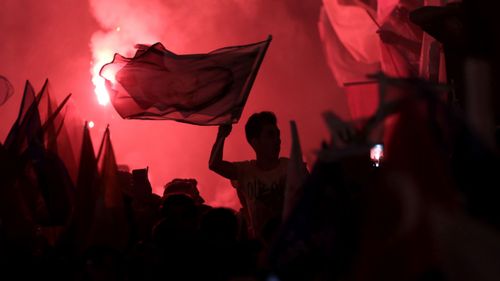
[209,112,309,242]
[99,35,310,241]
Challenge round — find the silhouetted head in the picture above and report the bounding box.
[154,194,199,246]
[117,170,133,196]
[160,193,198,219]
[163,178,205,205]
[200,207,238,242]
[245,111,281,160]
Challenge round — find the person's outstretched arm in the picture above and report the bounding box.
[209,124,238,180]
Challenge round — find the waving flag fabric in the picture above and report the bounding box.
[3,80,38,152]
[0,75,14,106]
[100,36,272,125]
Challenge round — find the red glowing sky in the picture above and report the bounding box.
[0,0,349,209]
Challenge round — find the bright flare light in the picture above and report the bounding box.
[91,49,115,106]
[93,76,110,105]
[88,121,95,128]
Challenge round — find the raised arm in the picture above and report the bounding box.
[208,124,238,180]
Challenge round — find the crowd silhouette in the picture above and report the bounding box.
[1,1,500,280]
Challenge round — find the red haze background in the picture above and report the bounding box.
[0,0,349,209]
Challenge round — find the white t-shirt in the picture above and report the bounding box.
[231,158,289,238]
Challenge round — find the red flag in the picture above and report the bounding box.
[283,121,309,220]
[0,75,14,106]
[100,36,271,125]
[322,0,381,65]
[89,127,129,250]
[27,89,75,226]
[318,6,381,120]
[14,80,36,125]
[63,122,99,255]
[318,7,380,86]
[36,79,60,150]
[0,139,36,249]
[3,80,39,152]
[2,80,75,243]
[37,80,78,184]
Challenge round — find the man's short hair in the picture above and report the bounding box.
[245,111,277,143]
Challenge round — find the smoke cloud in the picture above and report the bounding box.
[0,0,348,209]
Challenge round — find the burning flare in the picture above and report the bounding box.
[91,49,114,106]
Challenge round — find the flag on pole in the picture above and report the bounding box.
[37,79,78,184]
[63,121,100,255]
[89,127,129,250]
[3,80,39,153]
[283,121,309,220]
[0,136,36,250]
[100,36,272,125]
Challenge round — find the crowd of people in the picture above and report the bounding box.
[2,0,500,280]
[0,109,307,281]
[1,83,499,280]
